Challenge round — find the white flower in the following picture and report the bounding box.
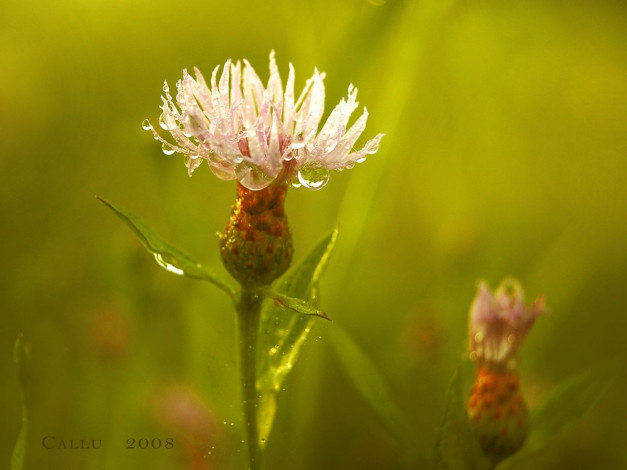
[468,279,546,370]
[144,51,384,191]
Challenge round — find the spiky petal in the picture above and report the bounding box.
[469,278,546,371]
[146,51,384,190]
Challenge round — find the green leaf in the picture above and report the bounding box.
[329,324,424,464]
[431,368,491,470]
[256,227,338,447]
[499,365,618,468]
[11,334,29,470]
[97,196,236,299]
[270,293,332,321]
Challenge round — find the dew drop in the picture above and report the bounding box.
[141,119,153,131]
[161,143,175,155]
[297,165,330,190]
[159,112,177,131]
[153,253,184,275]
[235,163,273,190]
[356,156,367,163]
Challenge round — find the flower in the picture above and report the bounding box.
[466,279,546,463]
[144,51,384,190]
[468,278,546,371]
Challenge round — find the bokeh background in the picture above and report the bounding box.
[1,0,626,468]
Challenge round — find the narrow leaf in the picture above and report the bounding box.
[97,196,236,299]
[432,368,491,470]
[329,324,420,457]
[11,334,29,470]
[271,293,332,321]
[256,227,339,447]
[499,365,619,468]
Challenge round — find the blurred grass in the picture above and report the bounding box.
[1,0,626,468]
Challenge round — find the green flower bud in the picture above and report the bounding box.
[220,183,293,288]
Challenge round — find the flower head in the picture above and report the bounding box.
[469,278,546,371]
[144,51,384,191]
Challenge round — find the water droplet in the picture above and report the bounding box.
[153,253,184,275]
[235,163,273,190]
[474,332,484,343]
[141,119,153,131]
[356,156,367,163]
[159,112,177,131]
[161,143,175,155]
[269,347,278,356]
[297,165,330,190]
[507,334,516,344]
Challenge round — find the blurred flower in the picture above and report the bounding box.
[399,305,445,361]
[91,307,130,362]
[469,278,546,371]
[152,383,221,469]
[144,51,384,191]
[466,278,546,464]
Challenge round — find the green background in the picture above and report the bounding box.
[1,0,626,468]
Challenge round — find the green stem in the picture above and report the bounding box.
[236,289,263,470]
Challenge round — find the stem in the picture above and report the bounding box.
[236,289,263,470]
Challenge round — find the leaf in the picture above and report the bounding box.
[270,293,332,321]
[328,324,425,464]
[499,365,619,468]
[256,227,339,447]
[431,368,491,470]
[97,196,236,299]
[11,334,29,470]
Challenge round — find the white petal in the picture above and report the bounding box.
[267,50,283,117]
[318,107,369,166]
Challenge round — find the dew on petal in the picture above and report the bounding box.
[161,143,176,155]
[235,162,273,190]
[159,112,178,131]
[297,165,330,190]
[142,119,153,131]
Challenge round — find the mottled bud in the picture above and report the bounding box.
[468,366,529,464]
[220,183,292,287]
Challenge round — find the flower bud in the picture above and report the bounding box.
[220,183,293,287]
[467,366,529,464]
